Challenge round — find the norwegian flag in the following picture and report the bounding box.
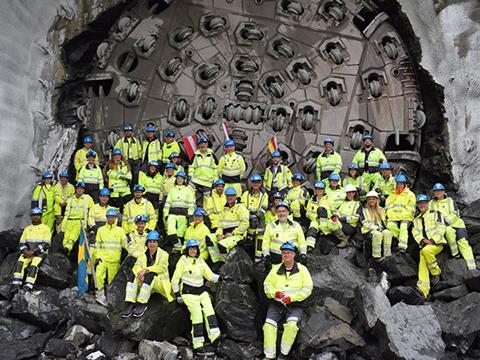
[222,122,230,140]
[182,134,198,161]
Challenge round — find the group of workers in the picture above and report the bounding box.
[13,123,477,358]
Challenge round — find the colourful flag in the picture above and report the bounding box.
[77,229,89,298]
[268,136,278,154]
[182,134,198,161]
[222,122,230,140]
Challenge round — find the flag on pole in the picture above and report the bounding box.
[267,136,278,154]
[222,122,230,140]
[77,230,89,298]
[182,134,198,161]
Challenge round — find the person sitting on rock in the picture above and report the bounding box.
[171,240,222,355]
[332,184,362,248]
[263,241,313,360]
[305,181,335,251]
[122,184,157,235]
[372,162,396,205]
[429,183,477,271]
[412,194,448,300]
[94,208,128,306]
[126,214,148,258]
[360,191,392,261]
[122,230,173,318]
[342,163,367,201]
[385,174,416,253]
[263,202,307,269]
[305,206,339,255]
[12,207,52,292]
[325,173,344,210]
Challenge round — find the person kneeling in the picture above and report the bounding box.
[123,230,173,318]
[263,241,313,360]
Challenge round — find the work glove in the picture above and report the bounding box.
[300,254,307,265]
[221,275,234,282]
[275,291,284,299]
[331,215,339,223]
[264,256,271,272]
[282,296,291,305]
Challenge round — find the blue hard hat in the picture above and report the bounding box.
[106,208,118,217]
[86,149,96,158]
[145,124,156,132]
[175,171,186,178]
[314,181,326,189]
[395,174,408,183]
[165,162,176,170]
[280,241,297,252]
[197,137,208,144]
[416,194,429,203]
[99,188,110,197]
[213,179,225,188]
[250,173,263,182]
[31,207,42,216]
[83,136,93,143]
[75,181,86,188]
[379,162,391,170]
[165,131,175,137]
[146,230,160,241]
[193,208,206,217]
[271,192,284,200]
[348,163,359,170]
[43,171,53,179]
[124,123,134,131]
[292,172,304,181]
[363,133,373,141]
[224,187,237,196]
[148,160,159,167]
[132,184,145,192]
[59,171,69,178]
[324,138,334,144]
[275,202,290,212]
[169,151,180,159]
[328,173,341,181]
[224,139,235,147]
[134,214,148,223]
[186,239,200,249]
[432,183,445,191]
[112,148,122,156]
[271,151,281,158]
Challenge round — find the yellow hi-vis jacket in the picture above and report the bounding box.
[188,149,218,187]
[163,185,195,217]
[305,195,334,222]
[412,210,448,247]
[264,262,313,303]
[352,147,386,170]
[94,223,128,262]
[142,137,162,164]
[161,141,181,164]
[161,175,176,198]
[360,207,387,234]
[241,190,269,214]
[107,163,132,198]
[184,222,211,260]
[205,192,226,229]
[215,202,249,237]
[385,188,416,221]
[74,147,98,179]
[19,223,52,254]
[264,164,292,192]
[114,137,142,161]
[262,219,307,256]
[373,175,396,197]
[78,164,104,187]
[316,151,342,180]
[334,199,362,227]
[61,194,94,231]
[429,197,466,229]
[217,152,246,183]
[171,255,219,294]
[127,230,147,258]
[284,186,309,218]
[32,184,55,213]
[54,182,75,216]
[123,198,157,234]
[88,203,117,228]
[324,186,344,210]
[139,171,163,195]
[132,247,169,278]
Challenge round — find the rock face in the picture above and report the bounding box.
[106,256,136,309]
[379,254,418,285]
[355,284,391,330]
[3,331,51,360]
[376,302,445,360]
[138,340,178,360]
[37,252,72,289]
[0,315,38,341]
[219,247,255,284]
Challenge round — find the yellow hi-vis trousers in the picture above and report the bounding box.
[95,260,121,291]
[370,229,393,258]
[417,244,443,298]
[63,219,82,251]
[386,220,410,250]
[12,254,44,289]
[445,227,476,270]
[125,272,173,304]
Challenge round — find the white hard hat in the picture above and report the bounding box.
[344,184,357,193]
[366,190,379,199]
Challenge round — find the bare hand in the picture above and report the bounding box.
[225,232,233,237]
[423,239,432,245]
[217,234,223,241]
[25,250,34,257]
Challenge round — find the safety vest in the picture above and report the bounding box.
[19,223,52,254]
[285,186,309,218]
[161,141,181,163]
[127,230,147,258]
[163,185,195,217]
[264,164,292,192]
[32,184,55,213]
[132,247,169,281]
[61,194,94,231]
[240,190,269,213]
[171,255,219,294]
[335,199,362,227]
[342,176,364,190]
[218,152,246,182]
[412,210,448,246]
[184,222,211,260]
[74,147,98,178]
[189,149,218,187]
[373,175,396,197]
[107,162,132,197]
[262,219,307,256]
[161,175,176,198]
[429,197,466,229]
[78,164,104,186]
[385,188,416,221]
[305,195,333,222]
[264,262,313,303]
[360,207,387,234]
[142,137,162,164]
[54,182,75,216]
[205,191,226,229]
[139,171,163,195]
[316,151,342,180]
[123,198,157,234]
[88,203,116,228]
[215,202,250,237]
[95,223,128,262]
[352,147,386,170]
[324,186,344,210]
[114,137,141,161]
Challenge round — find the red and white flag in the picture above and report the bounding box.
[182,134,198,161]
[222,122,230,140]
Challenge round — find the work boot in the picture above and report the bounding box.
[277,354,288,360]
[122,303,136,318]
[22,283,33,292]
[195,345,215,356]
[333,229,349,248]
[336,239,349,248]
[396,247,406,254]
[132,304,148,317]
[95,291,108,307]
[431,275,440,287]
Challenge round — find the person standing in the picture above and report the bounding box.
[315,138,342,182]
[188,137,218,207]
[32,171,56,233]
[54,171,75,233]
[264,151,292,197]
[115,123,142,188]
[74,136,98,180]
[105,148,132,211]
[78,150,104,202]
[217,140,246,197]
[352,134,386,191]
[161,130,181,171]
[141,123,162,170]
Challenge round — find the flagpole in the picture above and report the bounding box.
[81,222,99,295]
